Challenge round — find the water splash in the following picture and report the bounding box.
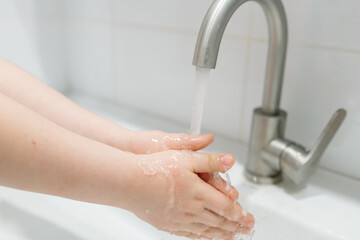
[225,172,232,191]
[233,229,255,240]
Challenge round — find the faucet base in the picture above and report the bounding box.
[244,170,282,184]
[245,108,287,184]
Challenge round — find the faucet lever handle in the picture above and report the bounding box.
[308,109,346,163]
[281,109,346,184]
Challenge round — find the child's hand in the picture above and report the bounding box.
[125,131,239,201]
[125,130,214,154]
[127,150,254,239]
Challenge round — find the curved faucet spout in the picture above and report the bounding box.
[193,0,287,114]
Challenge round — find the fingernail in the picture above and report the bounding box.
[222,154,233,165]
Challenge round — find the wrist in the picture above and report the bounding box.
[91,149,140,209]
[96,122,134,151]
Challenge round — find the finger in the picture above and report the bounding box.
[164,133,214,151]
[181,222,209,235]
[170,231,208,240]
[201,227,236,240]
[201,226,253,239]
[180,223,235,240]
[196,209,243,233]
[189,152,235,173]
[199,184,254,227]
[198,173,239,201]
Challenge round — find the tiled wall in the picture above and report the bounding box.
[0,0,66,91]
[1,0,358,180]
[66,0,360,180]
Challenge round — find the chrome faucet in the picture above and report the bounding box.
[193,0,346,185]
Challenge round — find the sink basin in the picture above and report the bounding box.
[0,199,83,240]
[0,187,189,240]
[0,162,357,240]
[0,94,358,240]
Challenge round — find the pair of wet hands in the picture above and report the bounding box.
[126,131,254,240]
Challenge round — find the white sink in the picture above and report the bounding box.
[0,94,358,240]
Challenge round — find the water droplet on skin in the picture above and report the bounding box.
[242,208,248,217]
[233,229,255,240]
[137,153,182,214]
[137,156,171,176]
[225,172,231,191]
[213,172,221,184]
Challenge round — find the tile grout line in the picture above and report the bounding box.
[64,15,250,40]
[110,0,117,105]
[63,16,360,56]
[0,14,63,21]
[251,37,360,56]
[62,0,71,94]
[301,42,360,55]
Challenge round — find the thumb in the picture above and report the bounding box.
[189,152,235,173]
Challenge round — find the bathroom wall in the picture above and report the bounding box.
[65,0,360,180]
[0,0,66,91]
[0,0,353,180]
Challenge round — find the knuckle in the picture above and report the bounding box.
[207,154,219,169]
[215,216,227,228]
[180,133,190,140]
[222,203,234,217]
[198,223,210,233]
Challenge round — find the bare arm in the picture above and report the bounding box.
[0,92,254,239]
[0,58,133,150]
[0,92,135,206]
[0,59,239,202]
[0,58,213,153]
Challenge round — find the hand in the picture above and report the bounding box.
[125,130,214,154]
[126,130,239,201]
[127,150,254,240]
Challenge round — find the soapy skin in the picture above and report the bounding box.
[133,150,254,239]
[130,131,240,202]
[0,92,253,239]
[125,130,215,154]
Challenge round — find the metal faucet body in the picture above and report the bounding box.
[193,0,287,115]
[193,0,346,185]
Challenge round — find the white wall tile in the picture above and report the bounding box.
[282,47,360,143]
[114,26,248,138]
[252,0,360,51]
[114,27,196,130]
[66,21,114,99]
[66,0,113,21]
[0,18,66,91]
[115,0,251,37]
[0,0,64,19]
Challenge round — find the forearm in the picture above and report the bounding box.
[0,93,255,238]
[0,92,136,208]
[0,58,131,150]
